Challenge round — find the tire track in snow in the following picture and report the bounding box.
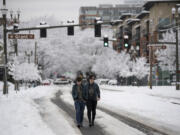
[98,106,168,135]
[51,90,107,135]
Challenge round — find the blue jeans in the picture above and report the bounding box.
[74,100,85,125]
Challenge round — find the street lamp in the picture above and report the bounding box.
[172,6,180,90]
[130,45,139,61]
[10,9,21,23]
[1,0,8,94]
[9,9,21,56]
[17,9,21,20]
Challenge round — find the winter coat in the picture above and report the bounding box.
[72,84,87,101]
[85,82,100,101]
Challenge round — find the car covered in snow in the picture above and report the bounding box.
[53,78,70,85]
[108,80,117,85]
[41,79,51,85]
[95,79,109,85]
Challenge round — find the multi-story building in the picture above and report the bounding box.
[136,10,149,58]
[79,6,98,27]
[143,0,179,41]
[114,0,179,54]
[79,4,142,29]
[124,0,146,5]
[113,0,180,85]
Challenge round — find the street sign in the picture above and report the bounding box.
[148,45,166,49]
[8,34,35,39]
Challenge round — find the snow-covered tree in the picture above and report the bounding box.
[131,57,149,80]
[6,16,149,81]
[156,29,180,72]
[9,57,41,82]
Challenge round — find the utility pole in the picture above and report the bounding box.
[175,17,179,90]
[34,41,37,65]
[149,46,153,89]
[172,6,180,90]
[1,0,8,94]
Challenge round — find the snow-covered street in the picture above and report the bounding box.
[1,82,180,135]
[1,0,180,135]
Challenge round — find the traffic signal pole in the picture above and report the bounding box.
[6,21,113,33]
[175,17,179,90]
[2,0,8,94]
[149,46,153,89]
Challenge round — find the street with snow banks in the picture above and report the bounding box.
[0,82,180,135]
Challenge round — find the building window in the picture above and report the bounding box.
[136,27,140,40]
[85,10,97,15]
[158,18,170,29]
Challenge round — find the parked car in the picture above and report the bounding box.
[108,80,117,85]
[95,79,109,85]
[41,79,51,85]
[53,78,70,85]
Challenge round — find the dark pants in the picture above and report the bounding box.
[86,100,97,124]
[74,100,85,125]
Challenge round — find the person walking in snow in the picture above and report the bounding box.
[85,74,100,127]
[72,77,87,128]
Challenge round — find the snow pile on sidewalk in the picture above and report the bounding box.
[0,82,80,135]
[99,85,180,135]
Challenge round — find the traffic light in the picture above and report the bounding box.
[124,35,129,48]
[40,28,47,38]
[95,24,101,37]
[40,22,47,38]
[13,23,19,33]
[67,26,74,35]
[67,20,74,36]
[94,18,101,37]
[104,37,109,47]
[124,38,129,48]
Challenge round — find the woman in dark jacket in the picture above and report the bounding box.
[72,77,87,128]
[85,75,100,127]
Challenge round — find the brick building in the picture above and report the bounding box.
[79,4,142,29]
[114,0,179,55]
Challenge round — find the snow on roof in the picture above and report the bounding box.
[126,18,140,25]
[144,19,150,23]
[136,10,150,19]
[134,24,141,29]
[141,10,150,14]
[126,18,140,22]
[143,0,180,10]
[111,19,123,23]
[120,13,132,19]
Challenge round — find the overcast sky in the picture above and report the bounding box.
[4,0,124,22]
